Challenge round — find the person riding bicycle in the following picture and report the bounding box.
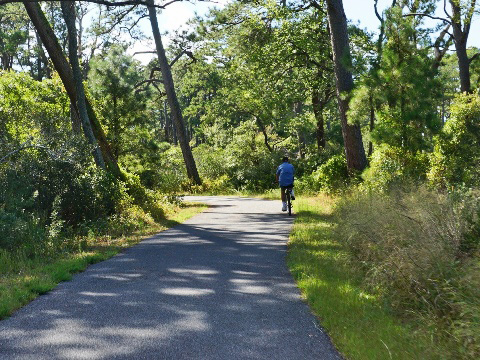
[276,156,295,212]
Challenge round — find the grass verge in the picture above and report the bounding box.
[0,202,207,320]
[287,196,441,360]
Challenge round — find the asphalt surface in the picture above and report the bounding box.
[0,196,341,360]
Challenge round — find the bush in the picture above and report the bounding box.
[363,144,429,191]
[428,93,480,189]
[0,152,168,254]
[297,154,350,194]
[190,175,234,194]
[123,172,166,222]
[193,144,229,180]
[223,121,283,192]
[0,210,45,255]
[336,186,480,357]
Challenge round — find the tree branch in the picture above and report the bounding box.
[133,50,156,55]
[149,66,162,79]
[135,78,163,88]
[463,0,477,35]
[0,143,70,164]
[1,0,184,9]
[443,0,453,20]
[404,12,452,25]
[469,52,480,64]
[374,0,383,23]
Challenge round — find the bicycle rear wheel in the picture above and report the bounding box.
[287,191,292,216]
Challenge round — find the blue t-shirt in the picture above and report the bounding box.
[276,162,294,186]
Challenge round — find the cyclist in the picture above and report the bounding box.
[276,156,295,212]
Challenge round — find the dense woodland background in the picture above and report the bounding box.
[1,0,479,358]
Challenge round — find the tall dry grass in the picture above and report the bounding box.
[336,186,480,358]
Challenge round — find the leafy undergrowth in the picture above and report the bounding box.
[287,196,445,360]
[0,202,207,320]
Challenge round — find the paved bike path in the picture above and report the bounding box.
[0,196,340,360]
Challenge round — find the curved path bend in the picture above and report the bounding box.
[0,196,340,360]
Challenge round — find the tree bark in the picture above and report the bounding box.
[61,0,105,169]
[254,116,273,152]
[325,0,367,172]
[312,89,326,150]
[294,102,305,158]
[70,102,82,134]
[24,1,123,178]
[368,94,375,156]
[147,0,201,185]
[449,0,473,93]
[163,99,170,142]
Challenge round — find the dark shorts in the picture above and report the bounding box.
[280,184,294,190]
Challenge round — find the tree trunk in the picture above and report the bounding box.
[172,112,178,146]
[455,38,471,93]
[255,116,273,152]
[163,100,170,142]
[368,94,375,156]
[35,29,51,79]
[294,102,306,158]
[70,102,82,134]
[147,0,201,185]
[24,1,123,178]
[450,0,472,93]
[61,1,105,169]
[325,0,367,172]
[312,89,326,150]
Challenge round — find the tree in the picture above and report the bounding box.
[23,1,123,178]
[0,4,29,70]
[146,0,201,185]
[61,0,105,169]
[324,0,367,172]
[448,0,477,93]
[89,45,149,159]
[405,0,479,93]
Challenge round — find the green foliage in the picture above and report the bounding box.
[0,71,168,258]
[0,4,29,70]
[126,143,188,194]
[222,121,282,191]
[312,155,349,193]
[428,93,480,188]
[297,155,349,194]
[349,7,442,153]
[363,144,429,191]
[89,45,151,159]
[0,71,70,150]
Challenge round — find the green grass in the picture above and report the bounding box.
[287,196,440,360]
[0,202,207,320]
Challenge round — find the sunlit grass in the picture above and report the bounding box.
[287,196,440,360]
[0,202,207,319]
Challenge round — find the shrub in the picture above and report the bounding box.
[193,144,229,180]
[222,121,283,192]
[311,154,349,193]
[0,210,46,255]
[428,93,480,188]
[190,175,234,194]
[363,144,429,191]
[123,172,166,222]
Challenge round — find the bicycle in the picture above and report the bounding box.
[282,186,294,216]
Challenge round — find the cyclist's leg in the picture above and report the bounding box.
[280,186,287,211]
